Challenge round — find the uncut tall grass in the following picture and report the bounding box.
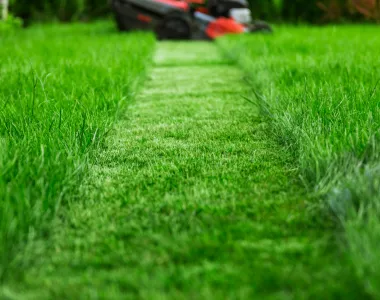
[0,22,154,278]
[218,26,380,296]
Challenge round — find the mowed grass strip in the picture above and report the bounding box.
[6,42,365,299]
[218,26,380,297]
[0,22,154,278]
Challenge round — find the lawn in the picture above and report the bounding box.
[0,22,155,278]
[218,26,380,298]
[0,22,379,299]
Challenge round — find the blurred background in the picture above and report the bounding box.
[1,0,380,26]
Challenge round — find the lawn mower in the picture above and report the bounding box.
[111,0,272,40]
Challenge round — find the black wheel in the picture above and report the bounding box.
[249,20,273,33]
[156,13,191,40]
[115,14,126,31]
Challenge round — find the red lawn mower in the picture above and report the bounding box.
[111,0,272,40]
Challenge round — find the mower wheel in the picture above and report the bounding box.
[156,13,191,40]
[115,13,130,31]
[249,20,273,33]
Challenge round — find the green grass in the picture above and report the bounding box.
[1,23,378,299]
[1,41,367,299]
[218,26,380,297]
[0,22,154,278]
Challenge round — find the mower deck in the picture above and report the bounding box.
[112,0,272,40]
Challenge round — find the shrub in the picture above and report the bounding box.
[249,0,380,22]
[0,13,22,32]
[10,0,110,24]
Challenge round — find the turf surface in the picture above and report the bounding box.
[1,41,366,299]
[0,23,154,279]
[218,26,380,298]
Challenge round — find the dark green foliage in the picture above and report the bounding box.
[11,0,110,24]
[9,0,380,24]
[280,0,321,22]
[84,0,110,18]
[248,0,280,20]
[249,0,380,22]
[247,0,322,22]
